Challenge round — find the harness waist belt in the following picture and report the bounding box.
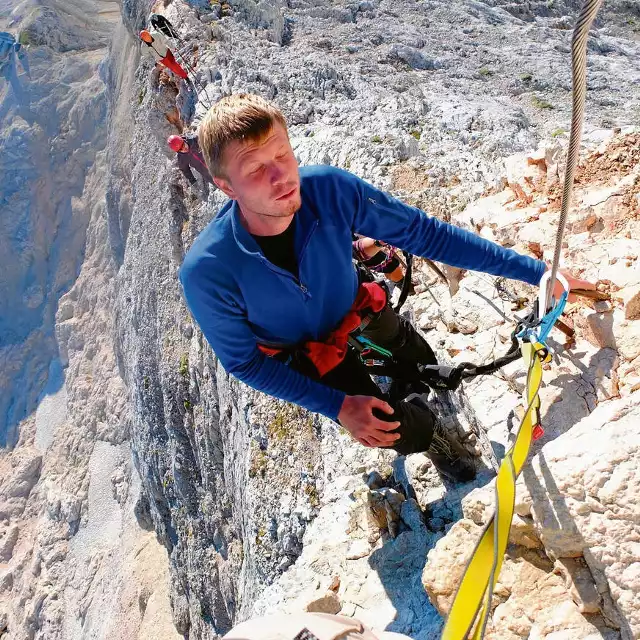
[258,282,387,377]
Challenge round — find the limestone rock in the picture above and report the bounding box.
[0,526,20,562]
[504,143,559,206]
[574,307,617,350]
[426,396,640,638]
[554,558,601,615]
[621,286,640,321]
[365,471,384,490]
[3,0,639,637]
[422,519,481,613]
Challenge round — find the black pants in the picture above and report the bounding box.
[293,306,439,455]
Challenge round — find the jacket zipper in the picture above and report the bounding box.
[260,258,309,296]
[295,219,318,296]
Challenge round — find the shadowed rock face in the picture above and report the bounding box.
[0,0,120,447]
[0,2,180,639]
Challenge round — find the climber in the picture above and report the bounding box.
[179,93,593,483]
[223,612,411,640]
[139,29,188,80]
[0,31,30,82]
[168,133,214,191]
[149,13,180,40]
[353,234,414,295]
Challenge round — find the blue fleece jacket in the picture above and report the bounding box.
[179,165,546,420]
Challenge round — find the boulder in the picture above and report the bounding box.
[305,592,342,615]
[423,396,640,638]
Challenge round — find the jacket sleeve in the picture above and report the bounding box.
[177,155,197,184]
[344,171,545,286]
[179,256,346,420]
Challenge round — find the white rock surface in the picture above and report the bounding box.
[424,395,640,640]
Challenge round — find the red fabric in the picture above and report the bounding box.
[258,282,387,377]
[160,50,188,79]
[258,344,282,357]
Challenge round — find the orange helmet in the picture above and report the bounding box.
[139,30,153,43]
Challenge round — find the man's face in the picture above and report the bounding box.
[214,123,301,219]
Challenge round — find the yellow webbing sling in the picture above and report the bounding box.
[441,341,548,640]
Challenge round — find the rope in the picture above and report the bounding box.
[546,0,603,311]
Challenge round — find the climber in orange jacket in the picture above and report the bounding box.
[140,29,188,80]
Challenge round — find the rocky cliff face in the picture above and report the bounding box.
[0,1,180,638]
[1,0,639,638]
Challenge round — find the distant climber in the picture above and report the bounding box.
[139,29,188,80]
[1,31,30,97]
[179,93,592,483]
[353,235,414,295]
[149,13,180,40]
[168,133,214,192]
[223,612,411,640]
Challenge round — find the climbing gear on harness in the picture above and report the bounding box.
[352,311,527,394]
[352,238,415,313]
[258,281,388,377]
[441,2,603,637]
[353,238,400,274]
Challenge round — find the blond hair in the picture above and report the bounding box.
[199,93,288,177]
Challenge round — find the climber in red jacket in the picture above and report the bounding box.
[168,133,214,188]
[140,29,188,80]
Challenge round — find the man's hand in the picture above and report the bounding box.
[338,395,401,448]
[551,268,596,303]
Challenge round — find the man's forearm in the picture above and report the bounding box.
[352,176,546,286]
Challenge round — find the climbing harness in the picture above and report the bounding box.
[351,304,527,395]
[440,1,603,638]
[352,246,529,392]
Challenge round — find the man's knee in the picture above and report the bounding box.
[381,397,436,456]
